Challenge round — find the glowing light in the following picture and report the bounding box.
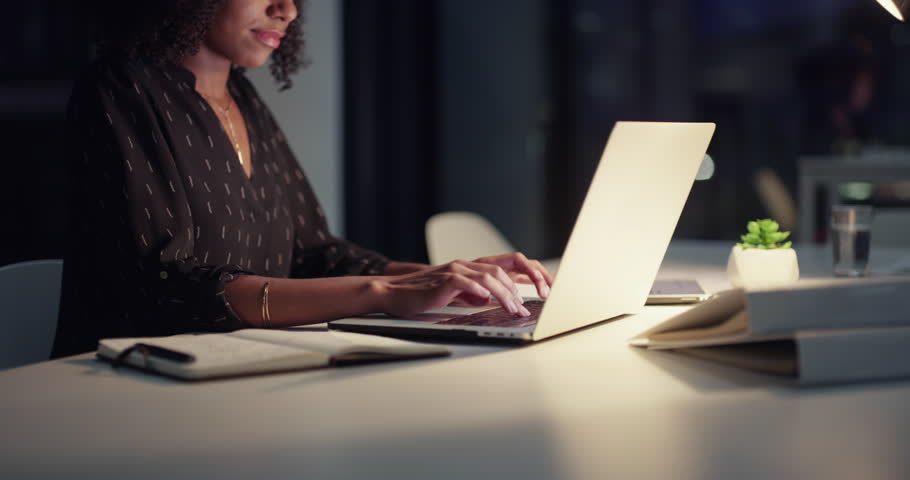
[877,0,906,21]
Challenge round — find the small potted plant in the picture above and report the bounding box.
[727,219,800,289]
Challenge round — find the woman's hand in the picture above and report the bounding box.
[471,252,554,299]
[374,260,532,318]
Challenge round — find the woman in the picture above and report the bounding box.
[53,0,553,357]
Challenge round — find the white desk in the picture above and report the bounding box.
[4,241,910,479]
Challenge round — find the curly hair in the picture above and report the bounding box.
[92,0,305,90]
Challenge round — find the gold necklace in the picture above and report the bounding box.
[201,92,244,166]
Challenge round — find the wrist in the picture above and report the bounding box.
[365,277,391,313]
[383,261,429,276]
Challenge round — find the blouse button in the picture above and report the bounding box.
[160,271,168,280]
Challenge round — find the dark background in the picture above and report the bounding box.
[3,0,908,268]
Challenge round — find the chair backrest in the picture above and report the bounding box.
[0,259,63,370]
[425,212,516,265]
[754,167,798,233]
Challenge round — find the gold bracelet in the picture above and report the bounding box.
[260,281,271,328]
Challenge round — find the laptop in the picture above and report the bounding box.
[330,121,716,343]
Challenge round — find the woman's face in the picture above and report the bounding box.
[205,0,298,68]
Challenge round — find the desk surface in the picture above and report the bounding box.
[4,241,910,479]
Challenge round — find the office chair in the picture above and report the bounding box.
[425,211,516,265]
[0,259,63,370]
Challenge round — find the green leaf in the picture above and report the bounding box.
[768,232,787,243]
[781,241,792,249]
[737,218,789,248]
[757,219,778,233]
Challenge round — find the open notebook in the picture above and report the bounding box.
[97,329,449,381]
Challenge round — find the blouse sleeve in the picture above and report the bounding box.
[67,65,250,335]
[292,232,390,278]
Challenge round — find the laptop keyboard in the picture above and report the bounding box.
[435,300,544,328]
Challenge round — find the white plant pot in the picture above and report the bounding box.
[726,246,800,289]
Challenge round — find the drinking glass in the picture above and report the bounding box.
[830,205,873,277]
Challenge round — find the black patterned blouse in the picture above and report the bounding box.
[52,59,389,357]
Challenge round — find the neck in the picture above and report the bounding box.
[181,46,233,101]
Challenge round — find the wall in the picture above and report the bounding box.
[437,0,550,257]
[246,0,344,235]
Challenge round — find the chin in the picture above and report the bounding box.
[235,55,272,69]
[228,44,273,69]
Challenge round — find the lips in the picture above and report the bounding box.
[252,30,284,49]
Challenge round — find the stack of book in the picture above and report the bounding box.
[630,277,910,385]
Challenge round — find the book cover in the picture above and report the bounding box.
[98,329,450,381]
[630,277,910,384]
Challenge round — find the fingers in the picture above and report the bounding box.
[446,272,491,300]
[487,262,522,299]
[386,265,529,317]
[483,272,528,316]
[532,259,555,286]
[529,259,554,297]
[510,273,532,284]
[446,261,529,316]
[453,290,494,307]
[476,253,553,299]
[516,256,550,299]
